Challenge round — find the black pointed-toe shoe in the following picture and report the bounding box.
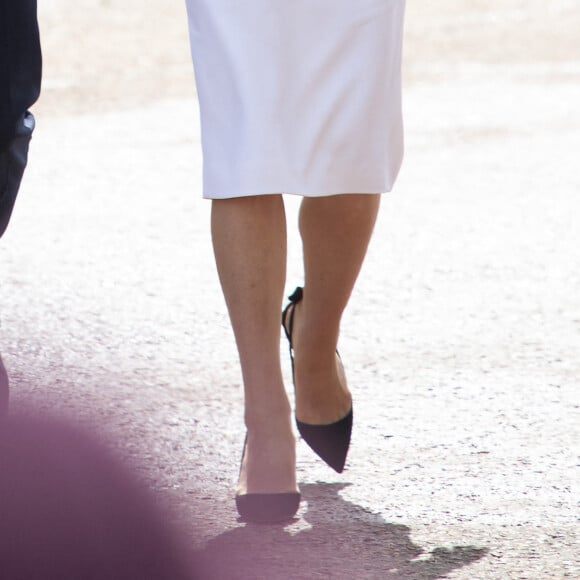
[235,436,301,523]
[282,287,353,474]
[235,492,301,524]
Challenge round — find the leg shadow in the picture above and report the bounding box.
[0,353,9,416]
[196,482,487,579]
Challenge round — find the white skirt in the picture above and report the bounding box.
[185,0,405,199]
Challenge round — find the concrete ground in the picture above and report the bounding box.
[1,1,579,578]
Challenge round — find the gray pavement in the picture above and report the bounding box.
[1,1,579,578]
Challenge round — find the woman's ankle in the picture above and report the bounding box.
[244,404,293,435]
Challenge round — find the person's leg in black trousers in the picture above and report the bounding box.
[0,0,42,408]
[0,0,42,238]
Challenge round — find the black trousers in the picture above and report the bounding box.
[0,0,41,238]
[0,0,41,148]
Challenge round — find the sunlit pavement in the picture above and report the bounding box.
[1,2,579,578]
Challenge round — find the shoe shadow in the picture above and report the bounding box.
[0,354,9,417]
[195,482,487,580]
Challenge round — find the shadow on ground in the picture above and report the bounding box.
[195,483,487,579]
[0,354,9,417]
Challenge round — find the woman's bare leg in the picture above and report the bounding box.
[211,194,297,495]
[291,194,381,425]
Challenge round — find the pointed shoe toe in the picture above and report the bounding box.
[235,492,301,523]
[296,407,353,473]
